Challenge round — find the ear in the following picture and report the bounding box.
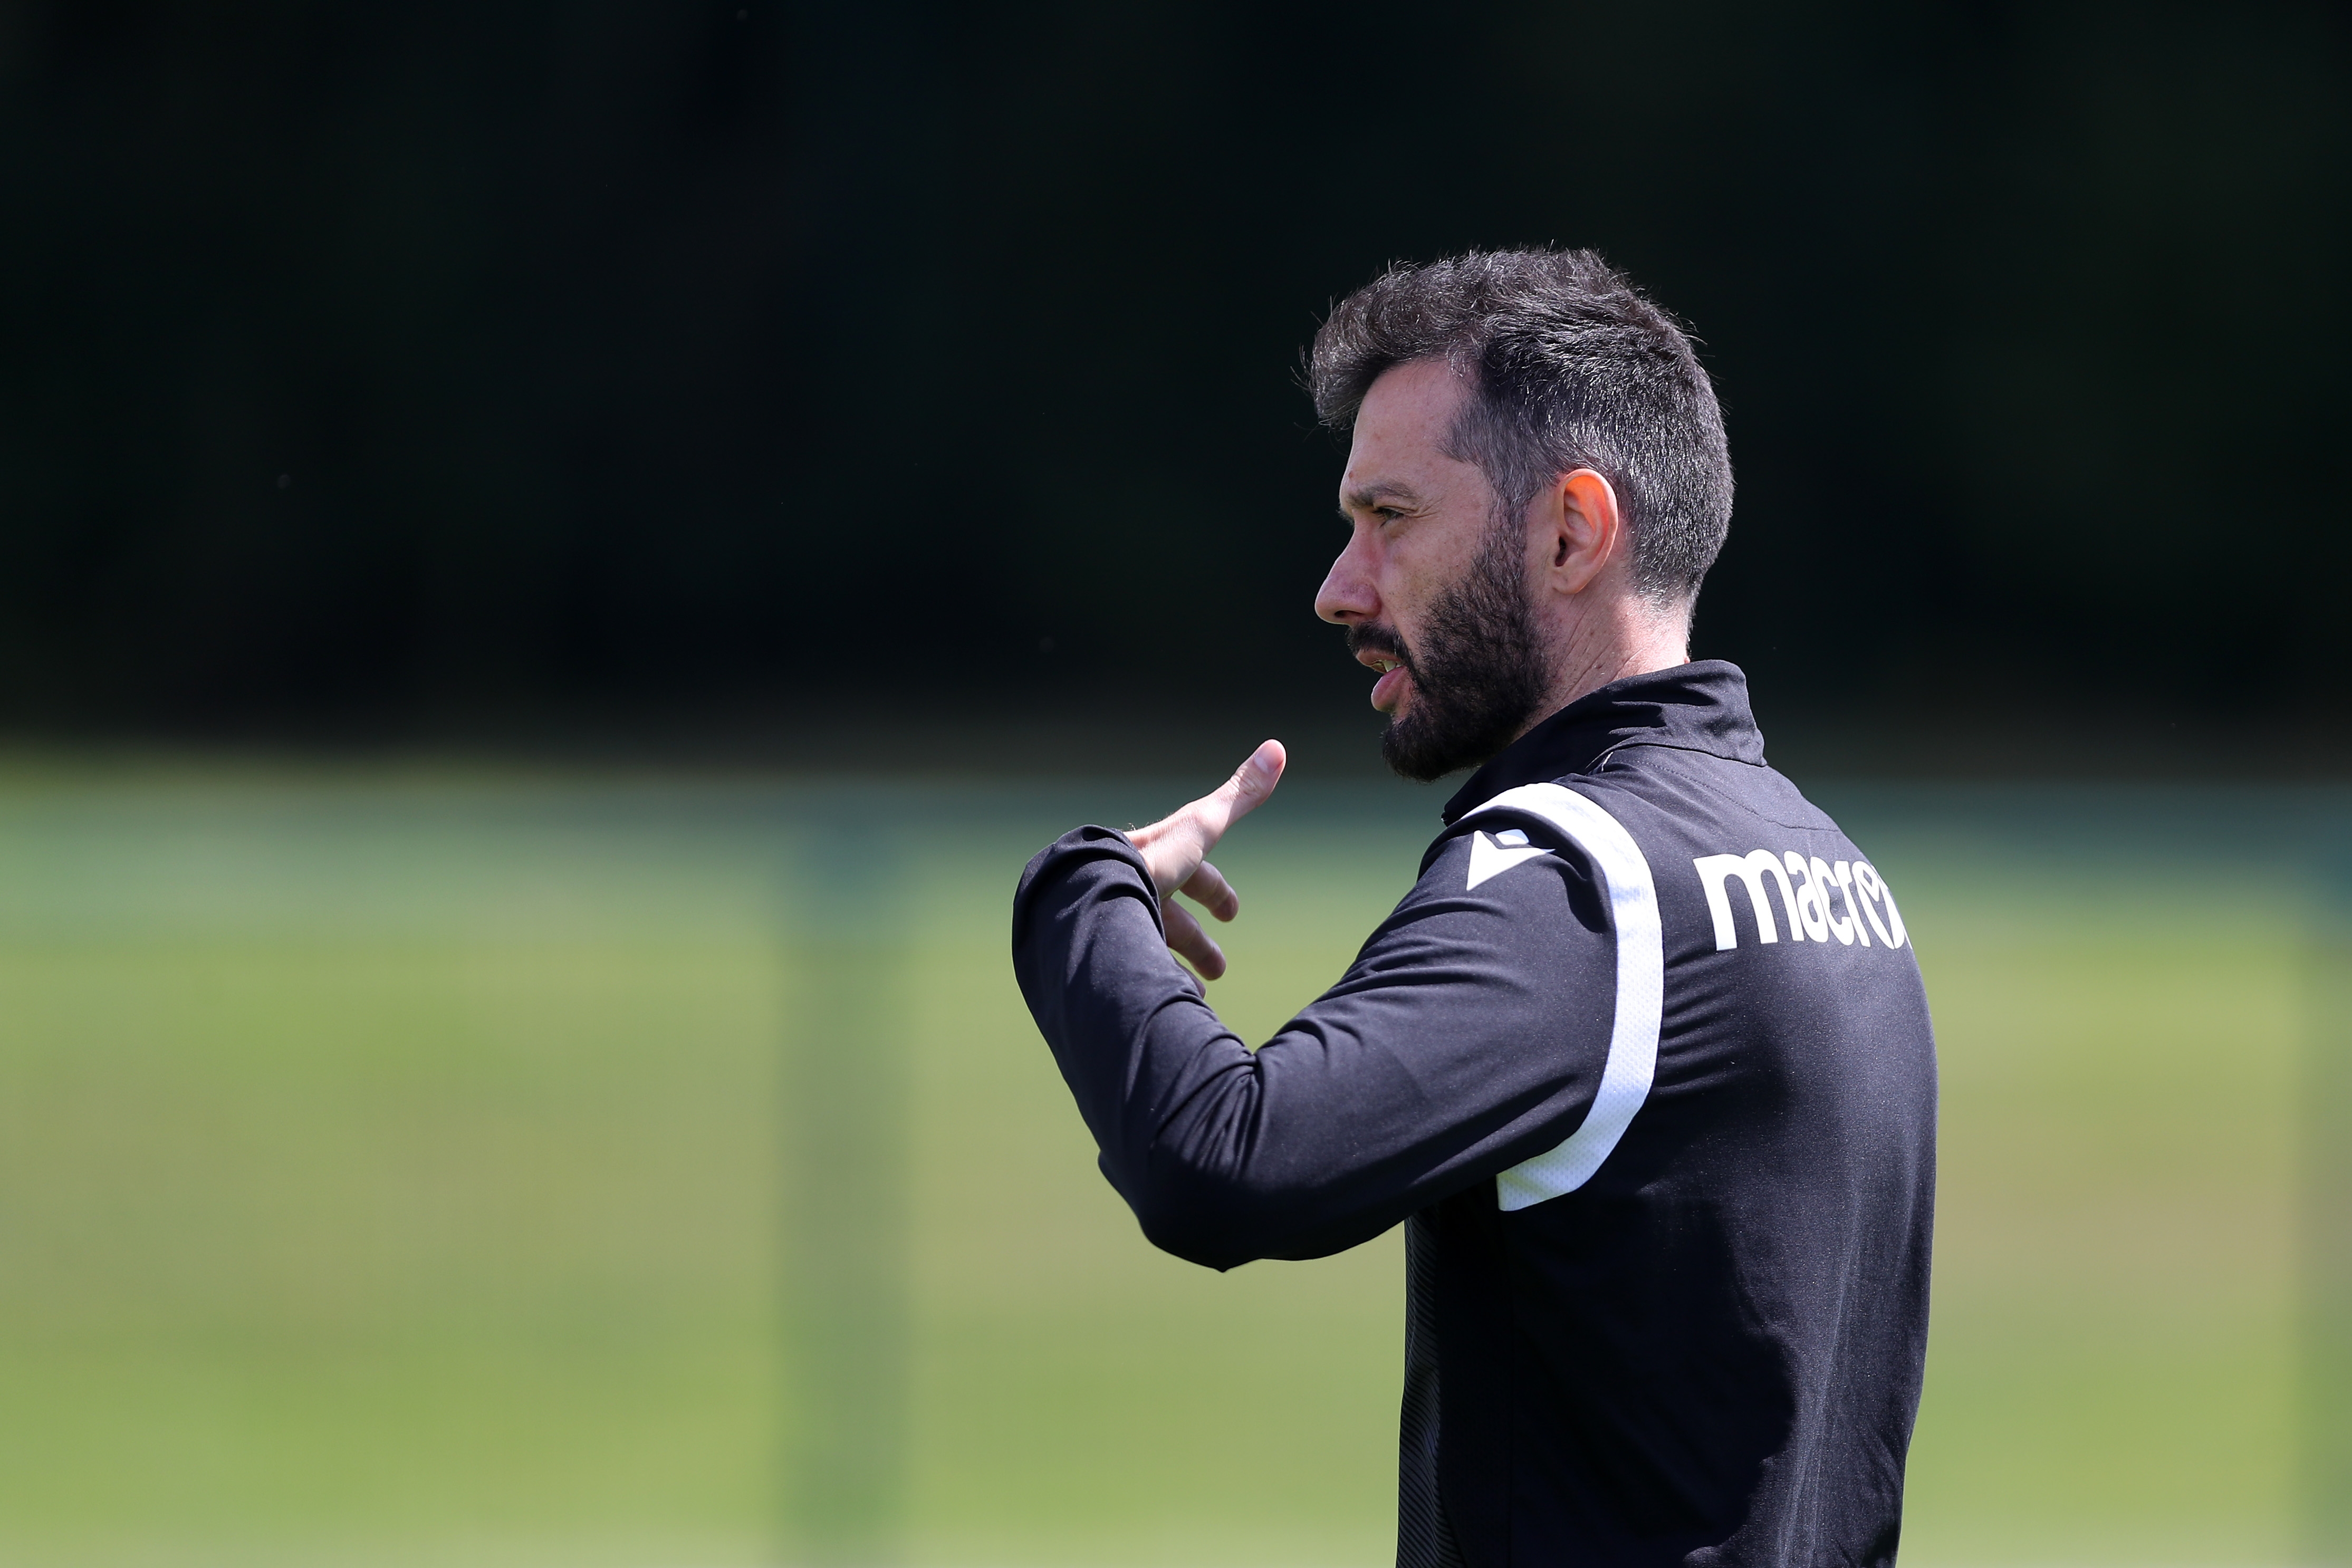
[1537,468,1624,597]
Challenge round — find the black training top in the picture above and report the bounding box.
[1010,661,1937,1568]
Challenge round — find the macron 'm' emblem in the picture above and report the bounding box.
[1467,828,1552,890]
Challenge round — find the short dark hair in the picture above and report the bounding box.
[1309,248,1733,607]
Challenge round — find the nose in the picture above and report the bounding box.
[1315,525,1379,626]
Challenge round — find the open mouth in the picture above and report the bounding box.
[1346,628,1414,714]
[1357,649,1412,714]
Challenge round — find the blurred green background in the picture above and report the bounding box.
[0,762,2338,1566]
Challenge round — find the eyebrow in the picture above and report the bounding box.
[1339,479,1426,517]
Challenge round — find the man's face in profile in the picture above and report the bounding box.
[1316,360,1550,782]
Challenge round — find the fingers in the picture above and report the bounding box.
[1161,897,1228,982]
[1180,859,1239,922]
[1189,740,1287,850]
[1131,739,1288,898]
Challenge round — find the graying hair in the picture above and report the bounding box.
[1310,248,1733,607]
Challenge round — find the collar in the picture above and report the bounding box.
[1438,659,1766,825]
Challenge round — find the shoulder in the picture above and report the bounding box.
[1384,797,1614,950]
[1444,779,1653,890]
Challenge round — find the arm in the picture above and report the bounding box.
[1011,763,1618,1271]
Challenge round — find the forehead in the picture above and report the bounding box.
[1340,359,1479,501]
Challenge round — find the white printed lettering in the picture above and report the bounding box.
[1851,861,1907,947]
[1809,858,1855,945]
[1693,850,1802,949]
[1832,861,1871,947]
[1699,848,1912,954]
[1782,852,1832,941]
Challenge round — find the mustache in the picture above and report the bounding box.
[1345,622,1413,670]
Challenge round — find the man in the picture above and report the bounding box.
[1011,249,1935,1567]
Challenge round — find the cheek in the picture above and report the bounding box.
[1345,540,1412,611]
[1381,540,1450,633]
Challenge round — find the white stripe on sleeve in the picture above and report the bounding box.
[1461,783,1664,1211]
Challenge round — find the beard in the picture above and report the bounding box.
[1348,516,1552,783]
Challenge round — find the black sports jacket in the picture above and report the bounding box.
[1010,662,1936,1568]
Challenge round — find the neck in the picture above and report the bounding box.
[1516,598,1689,742]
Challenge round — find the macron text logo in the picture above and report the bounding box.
[1691,851,1908,951]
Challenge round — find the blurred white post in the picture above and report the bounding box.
[783,805,909,1564]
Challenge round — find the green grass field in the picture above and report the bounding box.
[0,764,2335,1566]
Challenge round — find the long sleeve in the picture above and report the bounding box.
[1009,817,1620,1270]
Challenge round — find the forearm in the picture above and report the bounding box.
[1012,828,1283,1265]
[1013,820,1620,1269]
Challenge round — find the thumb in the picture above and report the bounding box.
[1191,739,1287,848]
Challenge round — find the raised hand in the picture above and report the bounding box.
[1125,740,1287,982]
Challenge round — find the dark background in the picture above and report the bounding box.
[3,1,2346,768]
